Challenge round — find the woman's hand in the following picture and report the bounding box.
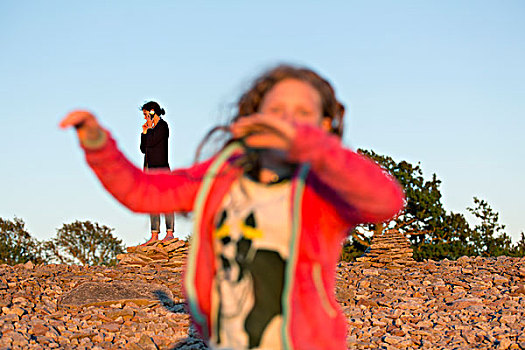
[142,115,159,134]
[142,119,152,134]
[59,110,104,144]
[230,114,297,151]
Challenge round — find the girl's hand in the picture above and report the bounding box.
[59,110,103,143]
[230,114,297,151]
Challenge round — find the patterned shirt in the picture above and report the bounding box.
[210,175,292,349]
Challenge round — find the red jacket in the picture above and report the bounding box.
[83,124,404,349]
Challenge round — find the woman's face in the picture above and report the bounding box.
[143,109,155,121]
[259,78,329,130]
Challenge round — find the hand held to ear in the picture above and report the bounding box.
[142,119,152,133]
[152,115,160,127]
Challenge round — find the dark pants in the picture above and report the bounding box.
[145,166,174,232]
[150,213,175,232]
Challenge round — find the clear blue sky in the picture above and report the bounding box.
[1,1,523,246]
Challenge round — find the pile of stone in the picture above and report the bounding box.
[337,256,525,349]
[117,238,189,270]
[1,255,525,349]
[356,229,415,266]
[0,261,205,349]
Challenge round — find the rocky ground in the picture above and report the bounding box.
[337,256,525,349]
[0,241,524,349]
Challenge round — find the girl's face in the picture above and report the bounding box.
[259,78,330,131]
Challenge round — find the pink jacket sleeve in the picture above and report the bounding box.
[83,131,209,214]
[288,125,405,224]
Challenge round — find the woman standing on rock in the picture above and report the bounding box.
[139,101,175,244]
[60,64,404,350]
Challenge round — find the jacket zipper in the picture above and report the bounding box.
[312,263,337,318]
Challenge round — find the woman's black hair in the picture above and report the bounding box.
[140,101,165,116]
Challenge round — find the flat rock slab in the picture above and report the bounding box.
[59,281,174,307]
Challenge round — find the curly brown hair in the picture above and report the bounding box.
[195,64,346,163]
[234,64,345,137]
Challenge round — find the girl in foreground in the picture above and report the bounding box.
[60,65,404,350]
